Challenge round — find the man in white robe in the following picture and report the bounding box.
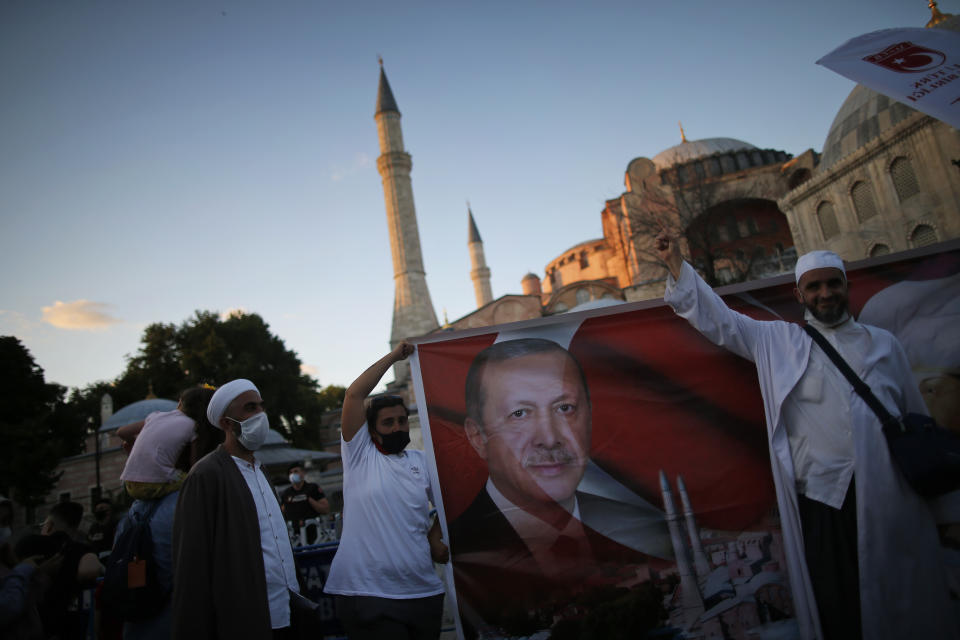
[657,233,955,640]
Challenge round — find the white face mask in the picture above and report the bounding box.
[225,412,270,451]
[289,473,302,485]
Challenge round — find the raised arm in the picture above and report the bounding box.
[656,231,683,281]
[340,342,415,442]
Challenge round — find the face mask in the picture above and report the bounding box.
[95,511,109,522]
[226,412,270,451]
[289,473,302,485]
[379,430,410,454]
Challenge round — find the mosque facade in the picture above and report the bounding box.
[373,3,958,344]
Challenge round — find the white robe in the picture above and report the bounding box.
[664,261,955,640]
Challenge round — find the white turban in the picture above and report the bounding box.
[795,250,846,284]
[206,379,259,429]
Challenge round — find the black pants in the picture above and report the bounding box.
[335,594,444,640]
[797,478,862,640]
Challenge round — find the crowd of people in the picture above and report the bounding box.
[1,241,957,640]
[1,350,444,640]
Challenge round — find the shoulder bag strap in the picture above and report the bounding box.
[802,324,896,426]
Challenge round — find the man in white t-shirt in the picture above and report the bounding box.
[324,343,448,640]
[172,379,301,639]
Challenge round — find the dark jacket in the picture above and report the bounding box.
[448,487,659,638]
[171,446,275,639]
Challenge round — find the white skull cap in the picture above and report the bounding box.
[795,250,845,285]
[206,379,259,429]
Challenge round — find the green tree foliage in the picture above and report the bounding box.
[0,337,87,507]
[317,384,346,411]
[70,311,342,449]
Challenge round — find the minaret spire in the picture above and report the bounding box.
[677,475,711,578]
[660,470,705,630]
[374,63,439,382]
[679,121,688,144]
[467,203,494,308]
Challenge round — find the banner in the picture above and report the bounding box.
[817,27,960,128]
[410,241,960,640]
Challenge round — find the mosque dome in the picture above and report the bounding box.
[818,86,918,172]
[100,397,177,431]
[652,138,758,171]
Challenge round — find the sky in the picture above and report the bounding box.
[0,0,943,395]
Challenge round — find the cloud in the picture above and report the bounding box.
[300,364,318,376]
[220,307,247,320]
[41,300,120,330]
[331,152,372,182]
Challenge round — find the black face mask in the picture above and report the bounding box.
[379,430,410,454]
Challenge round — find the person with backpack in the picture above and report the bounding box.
[104,386,219,639]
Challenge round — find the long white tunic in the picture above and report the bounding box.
[664,261,955,640]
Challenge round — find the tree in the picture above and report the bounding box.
[69,312,339,449]
[0,337,87,508]
[614,157,791,287]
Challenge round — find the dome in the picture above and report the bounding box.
[100,397,177,431]
[818,85,917,172]
[652,138,757,170]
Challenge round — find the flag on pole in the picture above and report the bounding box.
[817,27,960,128]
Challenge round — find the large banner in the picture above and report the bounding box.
[410,241,960,640]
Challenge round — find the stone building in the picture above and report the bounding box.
[778,7,960,258]
[439,2,959,330]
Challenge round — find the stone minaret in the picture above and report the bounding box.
[467,205,493,308]
[677,474,711,578]
[375,62,439,381]
[660,470,705,630]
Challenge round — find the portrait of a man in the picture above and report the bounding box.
[447,338,671,637]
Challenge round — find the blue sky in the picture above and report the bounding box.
[0,0,940,394]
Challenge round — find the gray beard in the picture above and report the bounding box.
[805,306,850,328]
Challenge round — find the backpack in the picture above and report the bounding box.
[100,500,169,621]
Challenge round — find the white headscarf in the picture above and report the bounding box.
[795,250,846,284]
[206,379,259,429]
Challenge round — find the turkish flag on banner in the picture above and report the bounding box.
[817,27,960,127]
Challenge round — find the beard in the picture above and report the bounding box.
[807,299,848,324]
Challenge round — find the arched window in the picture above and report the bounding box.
[890,156,920,201]
[869,243,890,257]
[851,181,878,220]
[817,201,839,239]
[910,224,937,248]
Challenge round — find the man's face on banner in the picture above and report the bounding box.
[465,351,591,511]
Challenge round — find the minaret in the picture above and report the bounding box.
[467,205,494,308]
[375,61,439,381]
[660,470,705,630]
[677,474,711,578]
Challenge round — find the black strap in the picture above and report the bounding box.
[802,324,896,426]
